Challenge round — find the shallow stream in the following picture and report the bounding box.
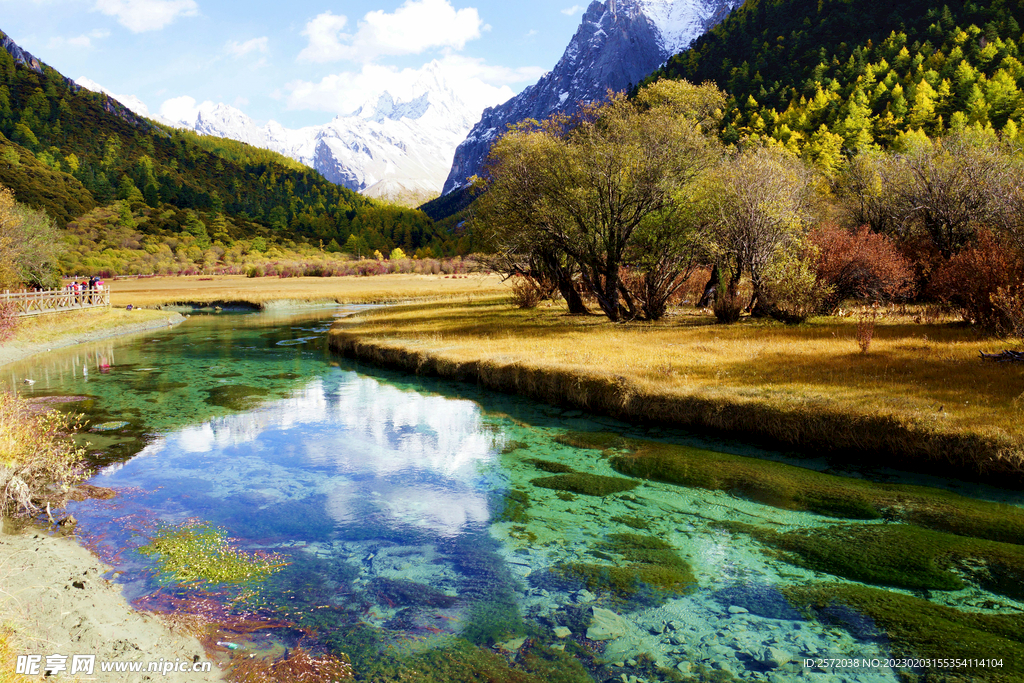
[7,308,1024,683]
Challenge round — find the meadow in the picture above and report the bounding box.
[107,273,509,308]
[329,299,1024,481]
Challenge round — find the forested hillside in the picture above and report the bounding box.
[644,0,1024,157]
[0,30,451,276]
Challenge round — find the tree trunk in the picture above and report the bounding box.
[558,278,589,315]
[697,264,720,309]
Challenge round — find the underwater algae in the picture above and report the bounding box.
[528,457,639,497]
[566,430,1024,544]
[722,522,1024,600]
[139,521,285,587]
[205,385,271,411]
[785,583,1024,682]
[556,533,696,602]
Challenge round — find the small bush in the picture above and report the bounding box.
[812,225,915,314]
[0,393,87,516]
[508,275,554,309]
[0,301,16,342]
[856,310,877,354]
[760,244,828,324]
[929,230,1024,329]
[992,286,1024,338]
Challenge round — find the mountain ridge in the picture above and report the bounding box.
[441,0,740,195]
[143,60,482,207]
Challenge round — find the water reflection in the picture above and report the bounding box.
[102,373,498,538]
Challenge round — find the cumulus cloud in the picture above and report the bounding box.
[225,36,268,58]
[93,0,198,33]
[286,55,542,117]
[561,5,585,15]
[159,94,213,125]
[298,0,485,64]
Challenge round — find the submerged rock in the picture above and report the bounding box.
[587,607,627,641]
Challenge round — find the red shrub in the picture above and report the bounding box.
[812,225,916,314]
[929,230,1024,328]
[0,301,17,342]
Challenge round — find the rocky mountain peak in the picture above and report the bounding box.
[441,0,740,195]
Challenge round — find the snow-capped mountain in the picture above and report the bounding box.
[78,61,481,206]
[441,0,739,195]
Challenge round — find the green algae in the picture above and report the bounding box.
[530,459,577,474]
[531,473,639,497]
[556,491,576,502]
[610,515,650,530]
[588,432,1024,543]
[497,489,531,523]
[339,637,595,683]
[784,583,1024,682]
[556,532,696,601]
[139,521,285,587]
[553,431,627,450]
[501,440,529,454]
[205,384,271,410]
[723,522,1024,600]
[369,577,457,608]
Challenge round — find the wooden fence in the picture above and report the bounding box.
[1,287,110,317]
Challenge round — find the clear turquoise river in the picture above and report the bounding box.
[6,307,1022,683]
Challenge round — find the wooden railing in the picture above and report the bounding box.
[1,287,110,317]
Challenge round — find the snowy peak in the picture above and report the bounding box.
[146,61,483,205]
[441,0,739,195]
[638,0,737,54]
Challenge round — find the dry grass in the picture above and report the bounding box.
[329,300,1024,480]
[108,274,509,308]
[0,308,174,368]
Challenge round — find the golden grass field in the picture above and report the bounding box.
[329,299,1024,480]
[108,273,509,308]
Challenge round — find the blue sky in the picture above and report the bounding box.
[0,0,592,127]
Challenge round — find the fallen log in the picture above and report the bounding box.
[980,350,1024,362]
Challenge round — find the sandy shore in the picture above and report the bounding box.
[0,523,223,682]
[0,312,185,369]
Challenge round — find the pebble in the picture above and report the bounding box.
[553,626,572,639]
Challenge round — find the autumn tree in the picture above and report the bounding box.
[0,183,64,290]
[477,81,724,321]
[838,131,1022,258]
[698,145,819,320]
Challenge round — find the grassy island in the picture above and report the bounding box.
[328,298,1024,483]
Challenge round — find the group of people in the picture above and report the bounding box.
[65,276,105,302]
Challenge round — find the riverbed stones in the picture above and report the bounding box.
[587,607,627,640]
[760,646,794,668]
[553,626,572,639]
[496,637,527,652]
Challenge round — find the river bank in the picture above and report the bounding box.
[0,309,184,369]
[327,299,1024,485]
[0,521,223,682]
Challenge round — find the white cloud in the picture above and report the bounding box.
[48,29,110,50]
[286,55,542,117]
[298,0,485,64]
[93,0,198,33]
[561,5,585,15]
[159,94,213,125]
[225,36,268,58]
